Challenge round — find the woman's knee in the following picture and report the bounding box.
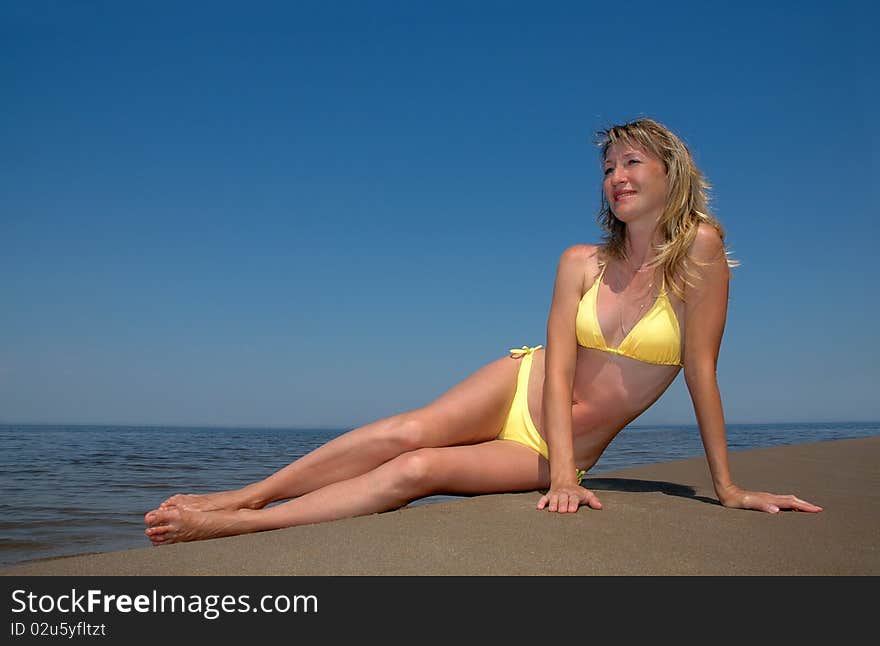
[386,448,439,497]
[382,412,430,452]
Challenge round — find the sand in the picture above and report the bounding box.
[2,436,877,576]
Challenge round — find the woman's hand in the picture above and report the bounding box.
[537,484,603,513]
[718,485,823,513]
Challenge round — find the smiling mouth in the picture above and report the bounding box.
[614,191,637,202]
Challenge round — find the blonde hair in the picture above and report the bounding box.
[595,117,737,300]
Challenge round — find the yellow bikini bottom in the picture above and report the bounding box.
[495,345,549,460]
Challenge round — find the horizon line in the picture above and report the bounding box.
[2,419,878,431]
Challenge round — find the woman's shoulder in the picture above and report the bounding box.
[557,243,603,289]
[687,223,725,263]
[681,224,730,300]
[558,243,602,266]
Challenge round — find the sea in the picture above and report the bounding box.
[1,421,877,568]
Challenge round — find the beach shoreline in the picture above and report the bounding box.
[2,436,877,576]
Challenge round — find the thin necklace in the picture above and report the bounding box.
[618,260,656,339]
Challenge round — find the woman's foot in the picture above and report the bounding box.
[159,489,258,513]
[144,507,259,544]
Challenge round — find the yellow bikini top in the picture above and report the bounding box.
[576,264,682,366]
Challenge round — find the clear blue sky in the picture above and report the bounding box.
[2,1,877,428]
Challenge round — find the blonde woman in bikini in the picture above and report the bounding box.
[145,118,822,544]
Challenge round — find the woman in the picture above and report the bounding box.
[145,118,821,544]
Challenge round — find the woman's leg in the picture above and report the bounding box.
[159,352,525,512]
[145,440,549,544]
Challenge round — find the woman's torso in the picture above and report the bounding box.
[525,257,686,470]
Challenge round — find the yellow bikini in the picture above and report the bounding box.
[576,264,682,366]
[495,345,550,459]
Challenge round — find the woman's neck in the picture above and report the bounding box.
[623,223,661,269]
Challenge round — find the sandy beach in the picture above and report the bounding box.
[2,436,877,576]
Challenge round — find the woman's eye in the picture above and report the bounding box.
[626,159,641,165]
[603,167,613,175]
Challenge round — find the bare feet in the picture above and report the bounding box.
[159,489,256,513]
[144,507,256,544]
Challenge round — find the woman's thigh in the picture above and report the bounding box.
[405,440,550,495]
[411,353,524,448]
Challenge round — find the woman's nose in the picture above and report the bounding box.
[609,165,627,184]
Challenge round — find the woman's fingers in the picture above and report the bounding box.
[739,491,824,513]
[536,488,602,512]
[775,494,823,513]
[583,489,603,510]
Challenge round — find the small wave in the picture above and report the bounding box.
[0,538,55,551]
[0,468,51,476]
[103,463,191,472]
[104,482,181,490]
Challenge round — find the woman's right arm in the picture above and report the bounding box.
[537,245,603,513]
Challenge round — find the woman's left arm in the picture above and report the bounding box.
[682,225,822,513]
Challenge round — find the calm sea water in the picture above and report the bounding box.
[1,421,877,567]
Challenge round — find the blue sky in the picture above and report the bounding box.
[2,1,877,428]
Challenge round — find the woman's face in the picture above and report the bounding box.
[602,142,668,225]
